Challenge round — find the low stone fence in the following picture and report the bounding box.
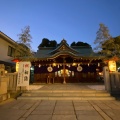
[5,72,19,91]
[5,72,27,92]
[4,71,120,94]
[0,76,10,102]
[109,72,120,94]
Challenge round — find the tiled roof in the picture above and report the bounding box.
[35,39,98,59]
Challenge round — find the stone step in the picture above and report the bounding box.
[21,89,110,97]
[18,96,115,100]
[25,90,108,93]
[17,90,115,100]
[22,92,111,97]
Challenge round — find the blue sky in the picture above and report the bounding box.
[0,0,120,52]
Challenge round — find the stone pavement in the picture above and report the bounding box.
[1,99,120,120]
[0,84,120,120]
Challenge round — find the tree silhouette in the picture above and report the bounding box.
[14,26,33,58]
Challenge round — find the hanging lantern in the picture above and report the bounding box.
[16,62,19,72]
[38,64,41,67]
[72,63,76,66]
[12,59,20,72]
[53,63,56,67]
[96,68,99,72]
[88,63,89,66]
[98,63,100,66]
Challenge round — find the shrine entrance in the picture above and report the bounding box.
[32,55,103,84]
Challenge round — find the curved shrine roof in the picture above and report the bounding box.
[35,39,98,60]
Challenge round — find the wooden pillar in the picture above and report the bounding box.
[53,78,54,84]
[63,57,66,84]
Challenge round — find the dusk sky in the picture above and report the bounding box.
[0,0,120,52]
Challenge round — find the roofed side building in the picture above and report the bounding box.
[0,31,31,72]
[0,31,16,72]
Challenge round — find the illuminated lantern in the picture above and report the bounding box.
[12,59,20,72]
[108,61,116,72]
[53,63,56,66]
[16,62,19,72]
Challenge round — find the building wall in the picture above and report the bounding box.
[0,37,15,63]
[0,32,17,72]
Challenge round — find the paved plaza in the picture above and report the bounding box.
[0,84,120,120]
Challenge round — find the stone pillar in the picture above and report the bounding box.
[0,64,9,101]
[0,77,8,95]
[0,64,5,77]
[103,66,111,92]
[110,72,120,94]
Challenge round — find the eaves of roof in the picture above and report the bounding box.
[34,51,104,59]
[0,31,17,45]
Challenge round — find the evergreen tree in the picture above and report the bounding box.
[70,42,76,46]
[38,38,57,48]
[71,41,91,47]
[94,23,120,60]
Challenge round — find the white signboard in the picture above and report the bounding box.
[17,62,31,86]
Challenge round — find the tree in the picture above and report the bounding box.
[94,23,120,61]
[114,36,120,56]
[17,26,32,49]
[14,26,33,58]
[94,23,112,52]
[94,23,114,56]
[38,38,58,48]
[70,41,91,47]
[101,38,115,57]
[38,38,50,47]
[49,40,57,47]
[70,42,76,46]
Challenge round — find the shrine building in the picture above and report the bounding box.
[30,39,104,84]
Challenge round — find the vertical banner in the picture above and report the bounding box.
[17,62,31,86]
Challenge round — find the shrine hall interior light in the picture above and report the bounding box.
[118,67,120,72]
[72,63,76,66]
[30,66,34,70]
[53,63,56,66]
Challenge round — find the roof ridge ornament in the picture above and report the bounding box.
[61,39,66,43]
